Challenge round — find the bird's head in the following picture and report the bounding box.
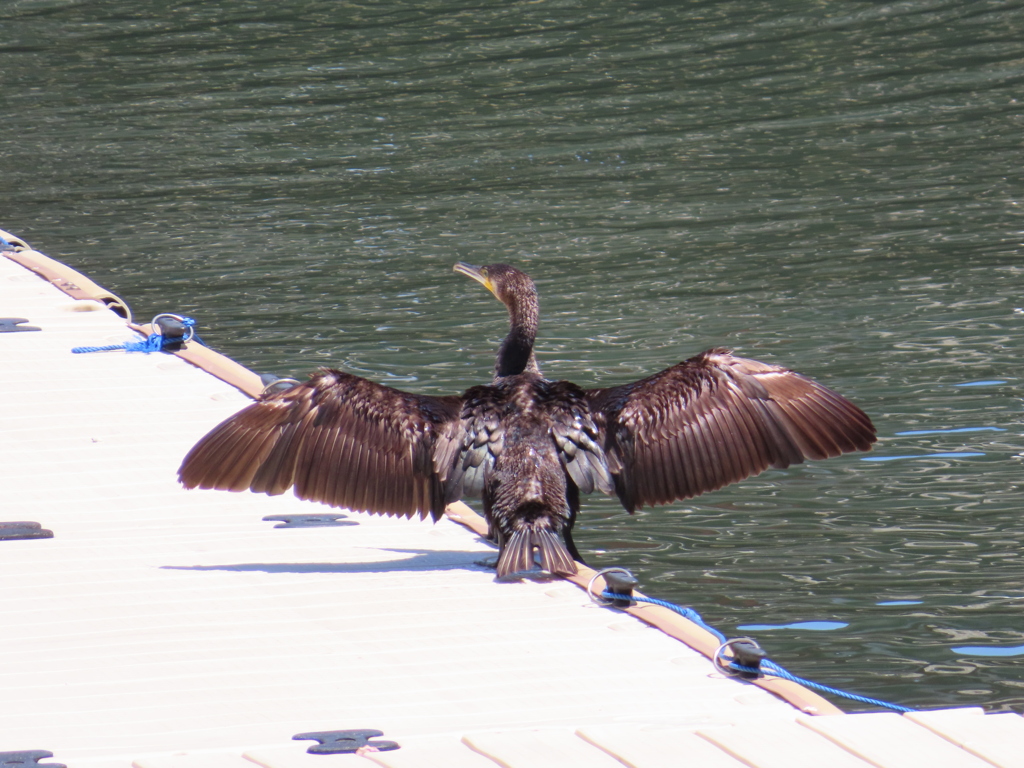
[454,262,537,309]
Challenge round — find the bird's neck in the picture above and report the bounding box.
[496,297,540,378]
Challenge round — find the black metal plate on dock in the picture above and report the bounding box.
[0,522,53,541]
[293,729,399,754]
[263,514,356,528]
[0,750,67,768]
[0,318,40,333]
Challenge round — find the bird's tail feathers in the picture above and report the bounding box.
[497,527,578,578]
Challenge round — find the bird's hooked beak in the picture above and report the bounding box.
[454,262,498,299]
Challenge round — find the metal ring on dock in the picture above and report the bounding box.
[586,567,635,605]
[713,637,762,676]
[260,378,301,397]
[150,313,195,342]
[103,294,133,323]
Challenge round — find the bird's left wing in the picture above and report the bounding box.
[586,348,876,513]
[178,368,465,521]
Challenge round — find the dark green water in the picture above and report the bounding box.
[4,0,1024,712]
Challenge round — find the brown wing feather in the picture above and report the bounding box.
[178,368,464,521]
[587,348,876,512]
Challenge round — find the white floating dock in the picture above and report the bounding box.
[2,232,1020,768]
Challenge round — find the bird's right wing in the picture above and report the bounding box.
[586,348,876,513]
[178,368,465,521]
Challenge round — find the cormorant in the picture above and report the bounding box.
[178,263,876,578]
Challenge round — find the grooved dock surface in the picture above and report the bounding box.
[2,247,1018,768]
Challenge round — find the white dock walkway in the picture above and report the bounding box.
[2,234,1021,767]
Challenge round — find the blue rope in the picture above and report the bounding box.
[602,589,916,714]
[72,316,198,354]
[735,660,917,713]
[619,593,728,643]
[72,334,164,354]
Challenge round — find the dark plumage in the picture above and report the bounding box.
[179,263,876,578]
